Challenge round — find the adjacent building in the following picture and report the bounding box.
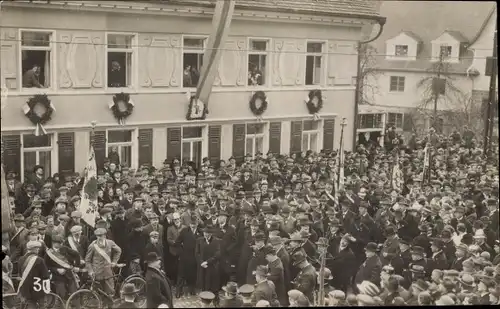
[0,0,382,181]
[358,1,496,145]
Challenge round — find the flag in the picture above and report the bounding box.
[337,141,345,192]
[195,0,235,108]
[391,155,403,191]
[1,165,12,233]
[423,142,430,184]
[80,146,98,227]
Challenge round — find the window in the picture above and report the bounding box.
[440,45,452,59]
[248,39,268,86]
[305,42,323,85]
[302,120,320,151]
[388,113,404,129]
[245,123,265,158]
[395,45,408,57]
[182,126,203,167]
[183,37,206,88]
[389,76,405,92]
[22,134,53,181]
[107,34,134,88]
[21,31,53,89]
[107,130,133,168]
[358,114,383,129]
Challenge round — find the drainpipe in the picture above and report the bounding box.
[352,18,386,149]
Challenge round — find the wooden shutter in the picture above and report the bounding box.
[232,124,246,163]
[269,122,281,154]
[58,132,75,175]
[166,127,182,163]
[138,128,153,167]
[2,135,21,179]
[323,119,335,152]
[91,131,106,171]
[208,125,221,164]
[290,121,303,154]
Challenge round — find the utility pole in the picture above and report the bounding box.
[483,19,497,158]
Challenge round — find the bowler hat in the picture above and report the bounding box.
[292,251,307,265]
[222,282,239,295]
[145,252,161,263]
[121,283,139,295]
[199,291,215,303]
[365,242,378,253]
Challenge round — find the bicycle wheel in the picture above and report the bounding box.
[2,293,21,309]
[122,276,147,308]
[66,289,101,309]
[40,292,65,309]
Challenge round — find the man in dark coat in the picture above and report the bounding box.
[328,234,356,293]
[269,235,291,292]
[355,242,382,287]
[18,240,50,309]
[220,282,244,308]
[110,208,129,264]
[412,224,432,258]
[214,210,238,285]
[176,214,202,296]
[263,244,287,306]
[428,238,448,273]
[126,219,148,275]
[251,265,281,307]
[195,225,222,302]
[246,232,267,284]
[291,250,317,304]
[144,252,173,308]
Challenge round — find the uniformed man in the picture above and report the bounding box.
[291,250,317,304]
[44,234,80,299]
[239,284,255,307]
[18,240,50,309]
[199,291,216,308]
[85,227,123,297]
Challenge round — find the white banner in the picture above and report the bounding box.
[80,146,98,227]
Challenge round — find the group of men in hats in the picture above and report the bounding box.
[2,129,500,307]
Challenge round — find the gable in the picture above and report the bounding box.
[387,32,420,45]
[431,32,465,45]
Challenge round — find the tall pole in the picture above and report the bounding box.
[432,51,444,130]
[337,118,347,191]
[483,19,497,158]
[318,246,326,306]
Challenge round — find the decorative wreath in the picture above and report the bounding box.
[250,91,268,117]
[186,95,208,120]
[109,93,134,125]
[305,89,324,115]
[23,94,55,125]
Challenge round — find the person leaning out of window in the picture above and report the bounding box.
[22,64,44,88]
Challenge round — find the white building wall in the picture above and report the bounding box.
[469,10,497,92]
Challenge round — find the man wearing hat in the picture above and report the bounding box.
[238,284,255,307]
[195,225,222,303]
[65,224,89,264]
[85,227,122,296]
[116,283,140,308]
[291,250,317,303]
[44,234,81,299]
[18,240,50,309]
[251,265,280,306]
[10,214,28,265]
[246,231,268,284]
[428,238,448,272]
[262,244,287,306]
[220,282,244,308]
[355,242,382,287]
[126,218,148,275]
[143,212,164,244]
[144,252,174,308]
[214,209,238,286]
[176,213,202,297]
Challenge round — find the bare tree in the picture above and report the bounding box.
[358,44,382,105]
[413,52,483,134]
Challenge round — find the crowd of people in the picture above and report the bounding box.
[2,127,500,308]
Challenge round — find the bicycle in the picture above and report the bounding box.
[3,276,65,309]
[65,263,146,309]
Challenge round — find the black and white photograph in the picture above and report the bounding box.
[0,0,499,308]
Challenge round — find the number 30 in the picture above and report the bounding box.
[33,277,51,294]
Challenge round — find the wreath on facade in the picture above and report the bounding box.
[186,94,208,120]
[250,91,268,117]
[109,92,134,125]
[305,89,323,115]
[23,94,56,136]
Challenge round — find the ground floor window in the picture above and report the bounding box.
[107,130,134,168]
[182,126,204,167]
[245,123,265,158]
[22,133,53,181]
[302,120,320,152]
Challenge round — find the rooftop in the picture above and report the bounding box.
[371,1,496,74]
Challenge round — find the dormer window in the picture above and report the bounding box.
[440,45,452,59]
[395,45,408,57]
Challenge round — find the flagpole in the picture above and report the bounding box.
[337,118,347,192]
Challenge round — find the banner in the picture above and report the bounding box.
[195,0,236,107]
[423,142,430,184]
[391,155,404,191]
[80,146,98,227]
[1,165,12,233]
[337,140,345,192]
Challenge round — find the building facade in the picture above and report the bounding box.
[0,0,382,181]
[357,1,496,145]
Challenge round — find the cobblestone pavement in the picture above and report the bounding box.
[173,294,203,308]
